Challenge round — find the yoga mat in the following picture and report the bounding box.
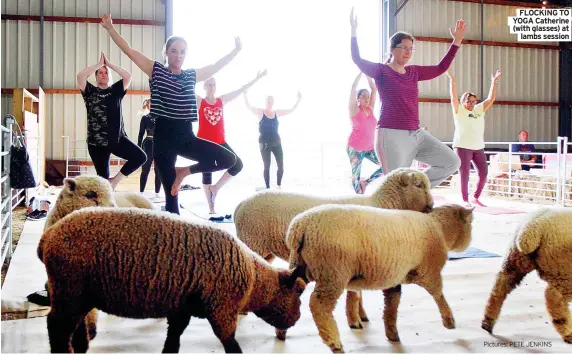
[473,206,527,215]
[448,247,501,260]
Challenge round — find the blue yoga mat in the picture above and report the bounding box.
[448,247,500,260]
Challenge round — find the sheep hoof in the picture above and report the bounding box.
[360,316,369,322]
[331,345,345,353]
[481,317,495,334]
[275,329,287,341]
[443,317,455,329]
[349,320,363,330]
[563,333,572,344]
[387,333,400,342]
[239,311,248,316]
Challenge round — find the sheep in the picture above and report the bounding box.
[39,175,154,341]
[45,175,154,229]
[286,203,474,353]
[234,167,434,327]
[482,207,572,344]
[38,207,306,353]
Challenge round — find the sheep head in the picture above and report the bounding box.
[372,168,434,213]
[253,269,306,336]
[431,204,474,252]
[57,176,118,216]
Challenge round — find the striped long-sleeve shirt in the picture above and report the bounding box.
[351,37,459,130]
[149,61,198,122]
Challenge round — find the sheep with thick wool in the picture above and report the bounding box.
[39,175,154,341]
[39,207,306,353]
[482,207,572,344]
[234,168,434,326]
[45,175,153,229]
[286,203,474,353]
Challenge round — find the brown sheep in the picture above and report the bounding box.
[38,207,306,353]
[286,203,474,352]
[482,207,572,344]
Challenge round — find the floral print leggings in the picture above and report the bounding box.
[346,145,384,194]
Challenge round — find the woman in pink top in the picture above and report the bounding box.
[350,8,466,188]
[347,72,383,194]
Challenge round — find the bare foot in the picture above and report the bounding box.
[471,197,486,207]
[171,167,189,196]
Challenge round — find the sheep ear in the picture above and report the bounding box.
[458,206,474,221]
[282,265,308,288]
[399,172,413,187]
[64,178,76,192]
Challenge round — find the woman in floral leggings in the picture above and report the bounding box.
[346,72,383,194]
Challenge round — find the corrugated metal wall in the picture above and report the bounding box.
[396,0,560,144]
[1,0,165,159]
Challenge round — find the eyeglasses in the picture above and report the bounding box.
[466,100,478,104]
[395,46,415,52]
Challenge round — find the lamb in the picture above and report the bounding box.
[286,203,474,353]
[234,168,434,326]
[44,175,154,229]
[482,207,572,344]
[38,207,306,353]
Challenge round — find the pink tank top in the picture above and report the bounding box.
[348,106,377,151]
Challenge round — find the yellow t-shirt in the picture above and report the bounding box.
[452,102,485,150]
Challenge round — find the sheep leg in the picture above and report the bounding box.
[418,277,455,329]
[162,312,192,353]
[382,285,402,342]
[545,285,572,344]
[47,310,85,353]
[482,246,535,334]
[310,283,345,353]
[206,310,242,353]
[359,293,369,322]
[345,291,363,329]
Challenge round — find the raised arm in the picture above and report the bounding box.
[196,37,242,83]
[350,8,383,79]
[243,91,263,118]
[275,92,302,117]
[77,52,105,92]
[366,75,377,110]
[220,70,267,104]
[103,52,132,91]
[348,72,361,116]
[101,14,154,77]
[417,20,466,81]
[482,70,501,111]
[445,71,460,113]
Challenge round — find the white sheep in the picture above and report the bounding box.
[482,207,572,344]
[286,203,474,353]
[234,168,434,326]
[38,207,306,353]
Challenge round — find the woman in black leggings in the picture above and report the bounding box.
[102,14,238,214]
[137,98,162,199]
[244,91,302,189]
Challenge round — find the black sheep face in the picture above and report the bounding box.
[254,276,306,330]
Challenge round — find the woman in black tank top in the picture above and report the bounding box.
[244,91,302,189]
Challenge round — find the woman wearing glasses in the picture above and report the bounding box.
[350,8,465,189]
[446,70,502,207]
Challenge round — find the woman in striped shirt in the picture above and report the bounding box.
[350,8,465,189]
[101,14,238,214]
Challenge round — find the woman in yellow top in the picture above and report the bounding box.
[447,69,501,207]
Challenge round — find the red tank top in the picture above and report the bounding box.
[197,97,225,144]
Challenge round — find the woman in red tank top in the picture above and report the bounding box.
[196,70,267,214]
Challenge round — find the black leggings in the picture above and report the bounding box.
[140,138,161,193]
[202,142,243,185]
[154,119,237,214]
[260,141,284,188]
[87,136,146,179]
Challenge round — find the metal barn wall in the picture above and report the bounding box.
[396,0,560,144]
[1,0,165,160]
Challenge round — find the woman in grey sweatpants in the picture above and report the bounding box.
[351,9,465,188]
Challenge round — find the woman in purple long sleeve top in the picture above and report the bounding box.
[350,8,467,188]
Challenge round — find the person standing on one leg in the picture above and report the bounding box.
[137,98,162,200]
[77,52,146,190]
[101,14,237,214]
[447,69,501,207]
[347,72,383,194]
[350,7,465,188]
[197,70,267,214]
[244,91,302,189]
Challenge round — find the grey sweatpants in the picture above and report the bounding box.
[375,128,461,188]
